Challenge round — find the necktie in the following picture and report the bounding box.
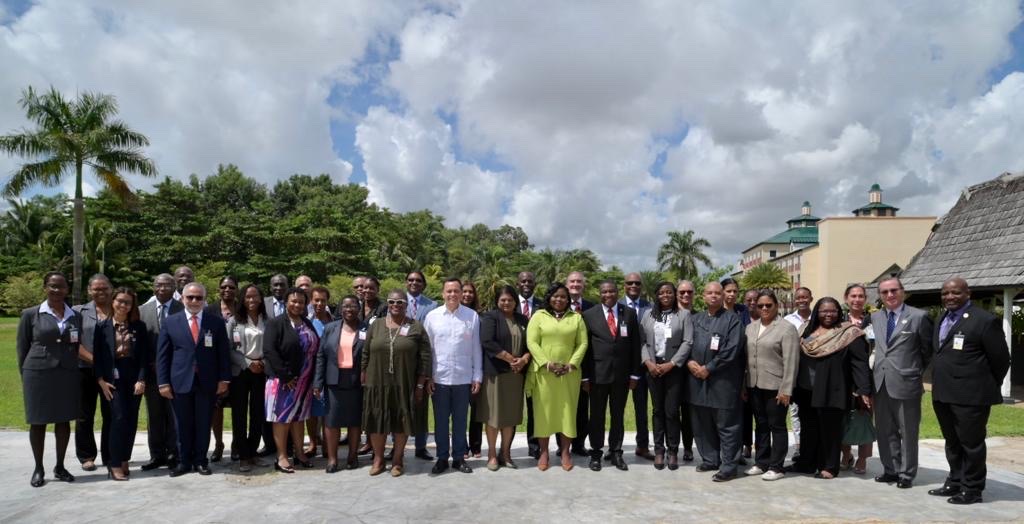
[607,308,617,338]
[157,304,164,330]
[939,311,957,343]
[573,300,581,312]
[275,301,283,317]
[190,315,200,344]
[522,300,530,318]
[886,311,896,343]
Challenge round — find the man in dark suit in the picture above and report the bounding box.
[264,274,288,319]
[566,271,595,456]
[686,281,744,482]
[518,271,546,459]
[139,273,183,471]
[583,280,641,471]
[620,272,654,461]
[157,282,231,476]
[927,277,1010,505]
[870,277,934,489]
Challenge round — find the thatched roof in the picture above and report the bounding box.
[902,172,1024,292]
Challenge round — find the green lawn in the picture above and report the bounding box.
[2,316,1022,440]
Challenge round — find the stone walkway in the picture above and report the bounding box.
[0,431,1021,523]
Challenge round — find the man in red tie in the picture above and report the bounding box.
[157,282,231,477]
[581,280,641,471]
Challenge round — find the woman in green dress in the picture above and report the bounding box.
[360,289,432,477]
[525,283,588,471]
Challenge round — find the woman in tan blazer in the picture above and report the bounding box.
[744,290,799,480]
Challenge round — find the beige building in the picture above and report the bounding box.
[736,185,935,301]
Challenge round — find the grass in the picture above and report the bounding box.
[2,316,1022,440]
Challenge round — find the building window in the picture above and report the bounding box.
[769,250,777,258]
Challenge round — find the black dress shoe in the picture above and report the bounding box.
[528,447,541,460]
[682,450,694,462]
[571,447,589,457]
[415,449,433,461]
[742,445,752,459]
[696,463,719,472]
[604,452,613,462]
[210,443,224,463]
[897,479,913,489]
[454,460,473,473]
[294,457,314,469]
[345,460,359,470]
[326,463,340,474]
[274,461,294,474]
[195,464,212,475]
[431,459,449,475]
[948,492,983,505]
[875,473,899,483]
[928,485,960,497]
[256,447,275,458]
[140,460,166,471]
[169,465,191,477]
[611,454,628,471]
[358,444,373,456]
[52,466,75,482]
[230,451,240,462]
[589,456,602,471]
[167,458,179,470]
[30,469,44,487]
[712,471,737,482]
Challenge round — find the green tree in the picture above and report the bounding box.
[656,230,712,281]
[0,86,156,303]
[0,271,42,314]
[740,262,792,292]
[692,265,734,311]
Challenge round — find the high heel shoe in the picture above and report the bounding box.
[107,467,128,481]
[537,452,550,471]
[274,460,295,474]
[294,455,314,469]
[560,451,573,471]
[30,468,44,487]
[52,466,75,482]
[840,456,854,471]
[210,442,225,463]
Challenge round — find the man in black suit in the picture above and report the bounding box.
[139,273,183,471]
[264,274,288,319]
[518,271,546,459]
[582,280,641,471]
[620,272,654,461]
[566,271,594,456]
[927,277,1010,505]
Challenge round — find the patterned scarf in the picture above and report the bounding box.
[801,322,863,359]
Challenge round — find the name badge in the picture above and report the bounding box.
[69,328,80,344]
[113,368,120,380]
[204,331,214,348]
[864,325,875,341]
[952,334,965,351]
[710,334,720,351]
[232,328,242,344]
[358,330,367,340]
[619,324,628,337]
[399,325,410,337]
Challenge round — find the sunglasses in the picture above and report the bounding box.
[757,304,774,309]
[387,299,407,305]
[625,281,641,286]
[879,289,900,295]
[678,290,694,295]
[183,295,204,301]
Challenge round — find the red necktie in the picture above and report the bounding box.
[522,300,530,318]
[190,315,200,344]
[606,308,617,338]
[573,300,581,312]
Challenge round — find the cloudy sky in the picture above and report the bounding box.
[2,1,1023,270]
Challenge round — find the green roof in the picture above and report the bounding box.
[761,226,819,245]
[854,202,899,212]
[786,213,821,223]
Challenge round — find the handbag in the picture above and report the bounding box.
[842,409,876,446]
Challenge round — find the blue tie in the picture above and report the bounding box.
[886,311,896,343]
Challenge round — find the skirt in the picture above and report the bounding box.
[475,372,525,428]
[265,377,311,423]
[23,367,80,425]
[326,384,363,428]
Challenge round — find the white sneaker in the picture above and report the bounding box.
[745,465,764,476]
[762,470,785,481]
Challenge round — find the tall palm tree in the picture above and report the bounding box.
[0,86,156,303]
[740,262,792,292]
[656,230,712,281]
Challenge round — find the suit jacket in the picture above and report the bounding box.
[744,317,800,395]
[93,319,149,384]
[518,295,544,320]
[639,308,693,367]
[480,309,529,376]
[870,305,934,399]
[16,305,83,372]
[139,298,183,382]
[686,308,744,409]
[619,297,651,326]
[156,310,231,394]
[314,320,365,390]
[569,297,595,313]
[406,294,437,323]
[931,303,1010,406]
[263,314,318,383]
[582,303,641,385]
[73,301,105,368]
[264,296,287,319]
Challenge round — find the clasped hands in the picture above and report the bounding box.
[645,360,676,378]
[686,361,709,380]
[545,362,575,376]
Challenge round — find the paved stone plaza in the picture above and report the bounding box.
[0,431,1021,523]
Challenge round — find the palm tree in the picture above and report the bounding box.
[0,86,156,303]
[656,230,712,281]
[740,262,792,291]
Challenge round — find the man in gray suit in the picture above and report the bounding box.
[264,274,288,318]
[405,270,437,322]
[139,273,183,471]
[871,277,934,489]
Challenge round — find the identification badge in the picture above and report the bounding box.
[952,334,965,351]
[864,325,875,341]
[358,330,367,340]
[69,328,79,344]
[710,334,720,351]
[113,368,120,380]
[204,331,214,347]
[619,324,628,337]
[232,328,242,344]
[399,325,410,337]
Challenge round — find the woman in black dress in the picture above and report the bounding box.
[17,271,82,487]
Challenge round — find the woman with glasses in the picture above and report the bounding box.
[744,290,799,480]
[789,297,871,479]
[204,276,238,462]
[361,290,432,477]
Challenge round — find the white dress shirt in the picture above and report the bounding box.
[423,304,483,386]
[39,300,74,332]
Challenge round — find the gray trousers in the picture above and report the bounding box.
[874,384,921,480]
[692,404,742,475]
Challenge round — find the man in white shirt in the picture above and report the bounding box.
[424,278,482,475]
[782,286,813,457]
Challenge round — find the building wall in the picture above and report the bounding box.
[740,242,790,271]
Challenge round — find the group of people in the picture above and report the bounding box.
[16,266,1010,505]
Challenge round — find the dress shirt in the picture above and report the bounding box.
[39,300,74,331]
[653,313,674,358]
[144,290,182,305]
[186,310,204,338]
[623,297,642,313]
[571,296,583,312]
[236,317,265,364]
[423,304,483,385]
[270,298,286,317]
[783,311,810,333]
[519,295,534,317]
[884,304,905,325]
[602,303,619,327]
[938,300,971,343]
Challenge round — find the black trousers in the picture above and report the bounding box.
[143,374,178,462]
[526,396,539,453]
[933,401,991,494]
[680,402,694,452]
[75,367,101,462]
[750,387,788,472]
[742,396,754,448]
[692,404,742,475]
[468,397,482,454]
[632,374,650,449]
[588,381,628,454]
[648,367,684,454]
[793,388,845,475]
[572,390,589,451]
[230,369,266,460]
[102,373,141,468]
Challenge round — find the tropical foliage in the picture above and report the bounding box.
[740,262,792,291]
[657,229,712,281]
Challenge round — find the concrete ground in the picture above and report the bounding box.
[0,431,1021,523]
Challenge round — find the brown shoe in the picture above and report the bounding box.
[635,448,655,460]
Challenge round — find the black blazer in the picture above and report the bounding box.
[582,303,641,384]
[93,319,150,384]
[314,320,366,390]
[16,305,83,372]
[263,314,317,383]
[798,336,871,410]
[139,298,183,382]
[480,310,529,376]
[931,304,1010,406]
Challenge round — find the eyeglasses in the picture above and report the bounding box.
[756,304,774,310]
[387,299,407,305]
[183,295,204,301]
[625,281,641,286]
[678,290,694,295]
[879,289,900,295]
